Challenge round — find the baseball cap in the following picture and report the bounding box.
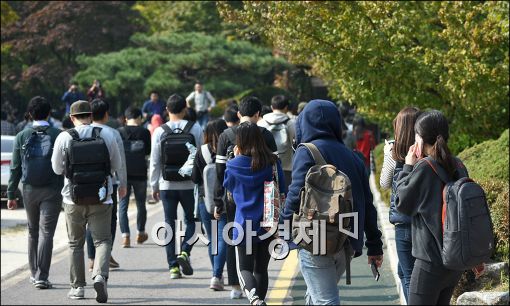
[69,100,92,116]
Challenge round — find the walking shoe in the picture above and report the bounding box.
[122,236,130,248]
[136,232,148,244]
[30,277,36,285]
[109,256,120,269]
[209,276,224,291]
[176,251,193,275]
[89,258,94,272]
[35,280,53,289]
[93,275,108,303]
[252,299,267,306]
[230,288,243,299]
[169,267,181,279]
[68,287,85,300]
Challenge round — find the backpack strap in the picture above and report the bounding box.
[201,144,213,164]
[92,127,102,138]
[67,128,80,141]
[118,127,130,140]
[225,128,236,145]
[161,124,172,135]
[299,143,327,166]
[183,121,195,134]
[423,157,451,183]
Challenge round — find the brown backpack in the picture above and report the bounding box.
[292,143,354,283]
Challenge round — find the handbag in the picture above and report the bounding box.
[262,164,285,235]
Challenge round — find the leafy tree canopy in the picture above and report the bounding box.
[219,1,509,152]
[72,32,290,114]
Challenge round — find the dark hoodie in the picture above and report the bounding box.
[281,100,383,257]
[224,156,286,243]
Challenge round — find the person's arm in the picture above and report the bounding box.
[191,147,204,185]
[395,162,428,216]
[206,91,216,108]
[214,133,228,213]
[61,91,69,103]
[277,160,287,195]
[7,133,23,200]
[149,128,162,193]
[281,147,315,220]
[186,92,195,108]
[113,130,127,188]
[359,161,383,256]
[379,146,396,190]
[143,129,151,155]
[51,133,67,176]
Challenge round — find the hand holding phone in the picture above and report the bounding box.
[371,259,380,281]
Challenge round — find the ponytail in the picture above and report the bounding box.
[431,134,456,178]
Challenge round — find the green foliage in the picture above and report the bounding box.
[458,129,509,262]
[1,1,18,27]
[373,143,391,205]
[72,32,290,113]
[220,2,510,153]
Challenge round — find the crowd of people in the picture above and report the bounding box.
[3,82,491,305]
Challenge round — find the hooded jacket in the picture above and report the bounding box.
[281,100,383,256]
[224,156,286,243]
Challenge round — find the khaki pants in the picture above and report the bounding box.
[64,204,112,288]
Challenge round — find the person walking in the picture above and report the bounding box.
[223,122,286,306]
[281,100,384,305]
[379,107,421,303]
[396,110,470,305]
[61,83,86,115]
[148,114,163,137]
[117,107,151,248]
[149,94,203,279]
[87,80,106,102]
[186,82,216,129]
[191,119,229,291]
[87,99,128,271]
[51,100,126,303]
[214,96,278,299]
[353,116,375,176]
[141,92,166,123]
[258,95,296,189]
[7,96,64,289]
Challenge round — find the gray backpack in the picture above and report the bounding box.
[266,118,292,169]
[292,143,354,283]
[201,144,217,214]
[424,157,495,271]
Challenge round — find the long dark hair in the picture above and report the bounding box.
[392,107,422,162]
[414,110,456,178]
[236,122,277,171]
[203,119,228,153]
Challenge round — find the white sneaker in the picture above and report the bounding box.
[230,288,243,299]
[93,275,108,303]
[68,287,85,299]
[209,277,224,291]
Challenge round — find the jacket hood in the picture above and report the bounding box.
[262,112,290,125]
[226,155,273,187]
[295,99,343,144]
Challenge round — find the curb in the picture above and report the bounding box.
[369,173,407,305]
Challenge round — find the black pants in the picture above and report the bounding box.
[409,259,463,305]
[235,238,272,303]
[226,201,239,286]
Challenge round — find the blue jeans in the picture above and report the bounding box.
[160,189,196,269]
[87,184,117,259]
[119,180,148,235]
[395,223,415,304]
[298,246,354,305]
[197,112,209,129]
[198,201,227,278]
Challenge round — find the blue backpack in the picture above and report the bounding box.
[21,127,54,186]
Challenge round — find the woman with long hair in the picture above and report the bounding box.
[379,107,421,303]
[396,110,469,305]
[223,122,286,306]
[191,119,228,291]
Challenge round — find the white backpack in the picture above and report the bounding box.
[267,119,293,169]
[201,144,217,214]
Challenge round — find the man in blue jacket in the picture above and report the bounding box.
[281,100,384,305]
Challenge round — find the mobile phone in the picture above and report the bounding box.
[371,259,380,281]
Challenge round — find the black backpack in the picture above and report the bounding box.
[21,126,54,186]
[118,127,146,177]
[160,121,196,181]
[223,128,237,206]
[65,127,111,205]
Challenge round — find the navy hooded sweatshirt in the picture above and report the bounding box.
[224,156,286,243]
[281,100,383,257]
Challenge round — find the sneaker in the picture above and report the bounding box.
[170,267,181,279]
[30,277,36,285]
[35,280,53,289]
[176,251,193,275]
[253,299,267,306]
[136,232,148,244]
[68,287,85,300]
[109,256,120,269]
[230,288,243,299]
[93,275,108,303]
[122,237,130,248]
[89,258,94,272]
[209,277,224,291]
